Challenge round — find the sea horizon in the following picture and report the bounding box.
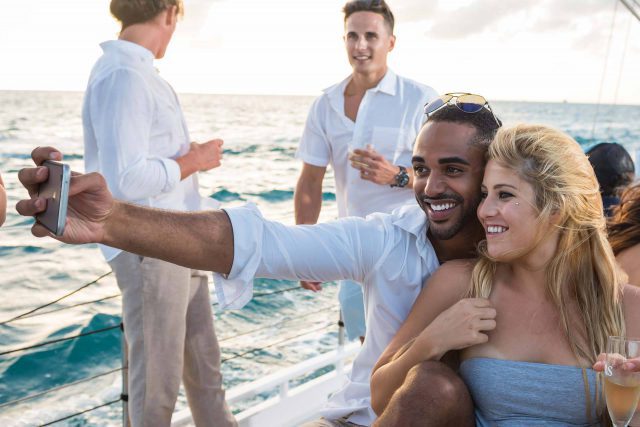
[1,88,639,108]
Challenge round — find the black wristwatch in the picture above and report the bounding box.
[390,165,410,188]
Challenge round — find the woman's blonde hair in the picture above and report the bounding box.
[467,124,625,421]
[469,124,624,358]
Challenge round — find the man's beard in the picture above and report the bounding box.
[419,192,480,241]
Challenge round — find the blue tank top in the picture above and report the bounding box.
[459,358,601,426]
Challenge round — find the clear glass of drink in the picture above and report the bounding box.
[604,336,640,427]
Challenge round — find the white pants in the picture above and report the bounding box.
[109,252,236,427]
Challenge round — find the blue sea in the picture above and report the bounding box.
[0,90,639,426]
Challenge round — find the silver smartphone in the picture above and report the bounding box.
[36,160,70,236]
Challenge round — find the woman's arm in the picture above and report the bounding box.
[370,260,497,415]
[593,285,640,372]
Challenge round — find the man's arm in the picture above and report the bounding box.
[17,147,234,273]
[370,260,496,415]
[294,160,327,292]
[294,162,326,225]
[90,71,222,200]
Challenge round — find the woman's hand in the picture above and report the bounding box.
[593,353,640,372]
[418,298,497,360]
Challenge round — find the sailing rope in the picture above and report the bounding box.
[591,0,619,141]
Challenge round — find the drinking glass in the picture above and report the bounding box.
[604,336,640,427]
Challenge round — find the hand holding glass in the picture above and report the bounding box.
[604,336,640,427]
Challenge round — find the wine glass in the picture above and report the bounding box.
[604,336,640,427]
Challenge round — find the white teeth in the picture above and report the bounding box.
[487,226,507,234]
[431,203,455,212]
[355,56,370,60]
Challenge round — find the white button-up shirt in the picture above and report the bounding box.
[296,70,438,218]
[82,40,217,261]
[214,203,440,425]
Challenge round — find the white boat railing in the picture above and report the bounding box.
[171,341,361,427]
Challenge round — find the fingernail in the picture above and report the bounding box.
[35,198,44,209]
[50,151,60,160]
[37,167,46,177]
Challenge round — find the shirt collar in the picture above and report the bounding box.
[100,40,155,65]
[391,204,429,238]
[373,69,397,95]
[323,69,397,120]
[392,204,438,265]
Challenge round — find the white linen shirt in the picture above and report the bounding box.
[83,40,218,261]
[213,203,440,426]
[296,70,438,218]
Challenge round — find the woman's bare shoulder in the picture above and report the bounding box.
[617,244,640,287]
[437,259,475,280]
[424,258,476,297]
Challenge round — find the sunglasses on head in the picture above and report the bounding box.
[424,93,501,127]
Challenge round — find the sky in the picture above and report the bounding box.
[0,0,639,104]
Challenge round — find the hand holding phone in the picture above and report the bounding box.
[36,160,70,236]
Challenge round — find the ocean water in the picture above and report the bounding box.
[0,90,639,426]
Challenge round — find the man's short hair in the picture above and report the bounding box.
[427,104,502,149]
[586,142,635,197]
[110,0,183,29]
[343,0,395,33]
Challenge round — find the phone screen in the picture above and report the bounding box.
[36,160,70,236]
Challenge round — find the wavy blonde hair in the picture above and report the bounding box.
[469,124,624,358]
[467,125,625,422]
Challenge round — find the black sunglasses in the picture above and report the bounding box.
[424,93,501,127]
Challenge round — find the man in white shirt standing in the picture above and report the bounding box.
[82,1,236,426]
[295,0,437,345]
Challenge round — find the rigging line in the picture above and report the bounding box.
[0,324,121,357]
[591,0,619,141]
[39,398,121,426]
[619,0,640,21]
[0,367,123,409]
[221,321,335,364]
[219,306,339,343]
[253,282,336,298]
[212,282,337,306]
[17,294,121,320]
[0,225,33,231]
[612,12,632,107]
[0,271,114,325]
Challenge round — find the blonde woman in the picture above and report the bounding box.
[371,124,640,426]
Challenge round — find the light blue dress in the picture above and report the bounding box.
[459,358,601,426]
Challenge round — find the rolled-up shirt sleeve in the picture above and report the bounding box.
[89,68,181,201]
[213,203,388,309]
